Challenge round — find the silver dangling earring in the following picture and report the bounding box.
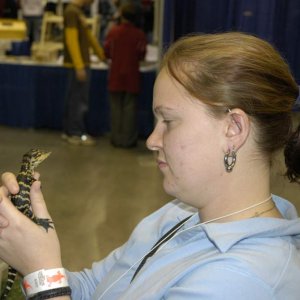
[224,147,236,172]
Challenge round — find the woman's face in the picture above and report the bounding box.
[146,69,226,207]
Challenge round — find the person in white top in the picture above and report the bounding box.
[19,0,44,45]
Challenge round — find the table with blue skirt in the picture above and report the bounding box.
[0,61,157,138]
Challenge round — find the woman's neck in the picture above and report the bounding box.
[197,159,280,222]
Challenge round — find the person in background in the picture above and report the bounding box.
[19,0,44,46]
[62,0,106,146]
[104,2,147,148]
[0,32,300,299]
[97,0,117,42]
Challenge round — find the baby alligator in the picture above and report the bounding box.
[0,149,52,300]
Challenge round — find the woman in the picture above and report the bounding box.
[0,32,299,299]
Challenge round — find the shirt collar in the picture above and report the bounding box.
[195,195,300,253]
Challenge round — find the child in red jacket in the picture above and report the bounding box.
[104,3,147,147]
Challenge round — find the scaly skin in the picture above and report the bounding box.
[0,149,52,300]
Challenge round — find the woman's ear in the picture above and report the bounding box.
[225,108,250,151]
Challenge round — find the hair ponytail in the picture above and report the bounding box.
[284,123,300,183]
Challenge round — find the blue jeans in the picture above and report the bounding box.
[63,68,90,136]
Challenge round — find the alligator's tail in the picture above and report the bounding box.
[0,266,17,300]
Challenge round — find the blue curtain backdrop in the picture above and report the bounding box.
[163,0,300,84]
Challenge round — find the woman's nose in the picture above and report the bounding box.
[146,125,162,151]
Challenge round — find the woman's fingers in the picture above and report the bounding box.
[1,172,19,194]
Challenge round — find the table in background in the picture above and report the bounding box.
[0,61,156,137]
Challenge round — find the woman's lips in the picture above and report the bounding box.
[157,159,168,169]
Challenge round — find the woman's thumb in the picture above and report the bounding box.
[30,180,51,219]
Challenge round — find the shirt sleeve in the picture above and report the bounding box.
[64,9,85,69]
[86,28,106,61]
[65,27,85,69]
[66,244,127,299]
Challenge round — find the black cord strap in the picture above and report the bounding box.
[28,287,72,300]
[131,215,193,282]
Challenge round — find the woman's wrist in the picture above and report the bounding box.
[22,256,63,277]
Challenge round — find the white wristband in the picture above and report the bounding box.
[23,268,69,297]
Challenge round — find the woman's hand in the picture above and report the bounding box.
[0,172,63,276]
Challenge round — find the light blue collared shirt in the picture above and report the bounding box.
[67,195,300,299]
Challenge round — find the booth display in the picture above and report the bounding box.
[0,19,26,40]
[0,18,27,56]
[0,9,158,137]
